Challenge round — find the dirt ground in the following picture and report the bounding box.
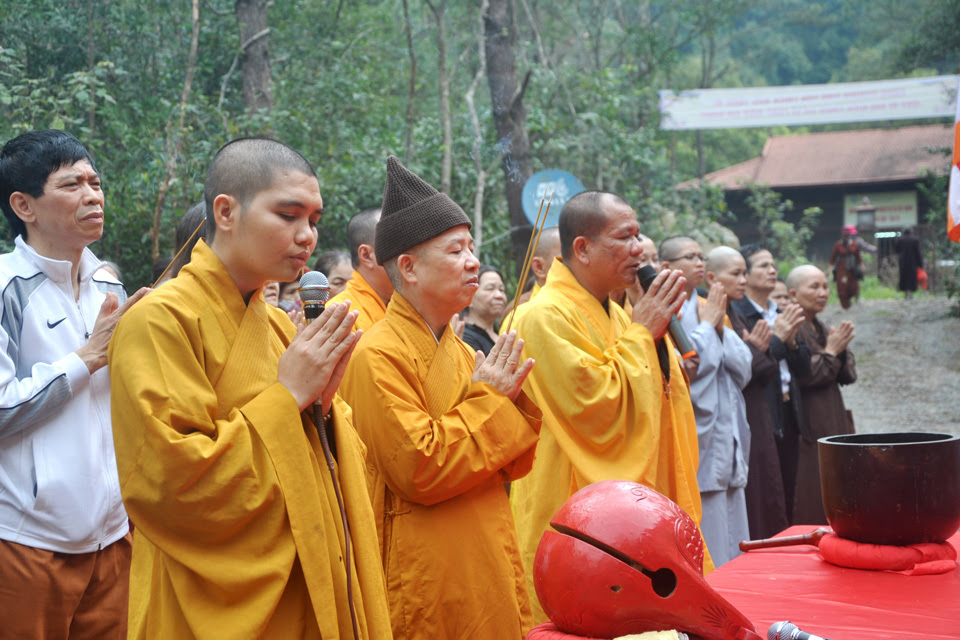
[818,295,960,436]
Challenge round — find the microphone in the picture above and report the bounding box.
[637,265,697,360]
[768,621,832,640]
[297,271,330,323]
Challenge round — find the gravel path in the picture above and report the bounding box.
[818,296,960,436]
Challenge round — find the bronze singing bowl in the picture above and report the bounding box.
[818,432,960,546]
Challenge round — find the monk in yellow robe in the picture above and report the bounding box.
[109,139,391,639]
[501,226,560,332]
[511,191,711,624]
[328,207,394,330]
[340,156,542,639]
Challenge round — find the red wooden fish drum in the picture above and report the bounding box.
[533,480,761,640]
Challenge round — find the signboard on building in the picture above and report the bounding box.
[521,169,585,227]
[659,75,957,130]
[843,192,917,229]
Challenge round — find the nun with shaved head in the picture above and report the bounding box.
[786,265,857,525]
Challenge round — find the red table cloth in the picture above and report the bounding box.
[706,526,960,640]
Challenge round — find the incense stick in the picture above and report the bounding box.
[504,191,554,333]
[151,218,205,288]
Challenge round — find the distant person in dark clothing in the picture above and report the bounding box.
[829,225,862,309]
[895,227,923,300]
[461,265,506,355]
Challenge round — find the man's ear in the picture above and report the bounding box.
[705,271,717,286]
[357,244,377,270]
[788,288,798,302]
[8,192,36,225]
[212,194,240,234]
[396,253,417,286]
[571,236,590,265]
[530,255,546,281]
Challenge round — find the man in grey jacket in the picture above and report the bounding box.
[0,130,146,638]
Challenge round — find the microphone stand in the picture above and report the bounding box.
[301,293,360,640]
[313,403,361,640]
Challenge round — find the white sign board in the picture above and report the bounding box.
[659,76,958,130]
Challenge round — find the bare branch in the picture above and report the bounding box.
[217,26,270,120]
[152,0,201,261]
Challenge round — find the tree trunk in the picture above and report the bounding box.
[236,0,272,117]
[401,0,418,163]
[484,0,533,274]
[151,0,201,263]
[87,0,96,137]
[426,0,452,194]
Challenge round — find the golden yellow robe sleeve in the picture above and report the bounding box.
[511,261,709,625]
[340,293,541,640]
[328,270,387,331]
[108,242,391,640]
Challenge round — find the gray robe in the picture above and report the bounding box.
[680,294,753,566]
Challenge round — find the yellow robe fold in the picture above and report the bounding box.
[328,270,388,331]
[340,292,542,640]
[511,261,709,624]
[108,241,392,640]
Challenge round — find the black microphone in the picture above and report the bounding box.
[768,621,832,640]
[637,265,697,360]
[297,271,330,324]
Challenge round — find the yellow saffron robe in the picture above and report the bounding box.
[340,293,542,640]
[328,270,388,331]
[511,261,710,624]
[108,242,392,640]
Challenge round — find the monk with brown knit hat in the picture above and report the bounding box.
[339,156,542,639]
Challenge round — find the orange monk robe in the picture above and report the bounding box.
[511,261,710,624]
[108,242,391,640]
[340,292,542,640]
[328,269,387,331]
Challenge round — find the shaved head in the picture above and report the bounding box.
[705,246,743,274]
[786,264,823,291]
[204,137,315,240]
[558,191,630,261]
[659,236,696,262]
[535,226,560,260]
[531,226,561,286]
[347,207,381,267]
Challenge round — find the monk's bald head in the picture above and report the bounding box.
[535,226,560,261]
[705,246,743,275]
[659,236,696,263]
[347,208,381,268]
[558,191,630,261]
[531,226,562,286]
[204,137,316,239]
[786,264,823,291]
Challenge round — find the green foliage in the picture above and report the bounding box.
[745,184,823,264]
[0,0,953,293]
[918,171,960,299]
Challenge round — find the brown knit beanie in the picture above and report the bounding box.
[375,155,471,265]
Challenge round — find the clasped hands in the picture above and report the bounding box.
[278,301,360,413]
[472,331,534,403]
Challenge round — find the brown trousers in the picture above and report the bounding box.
[0,533,131,640]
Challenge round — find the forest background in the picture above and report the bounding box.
[2,0,959,291]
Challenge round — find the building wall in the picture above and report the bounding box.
[723,180,934,262]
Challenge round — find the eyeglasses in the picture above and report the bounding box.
[665,252,704,263]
